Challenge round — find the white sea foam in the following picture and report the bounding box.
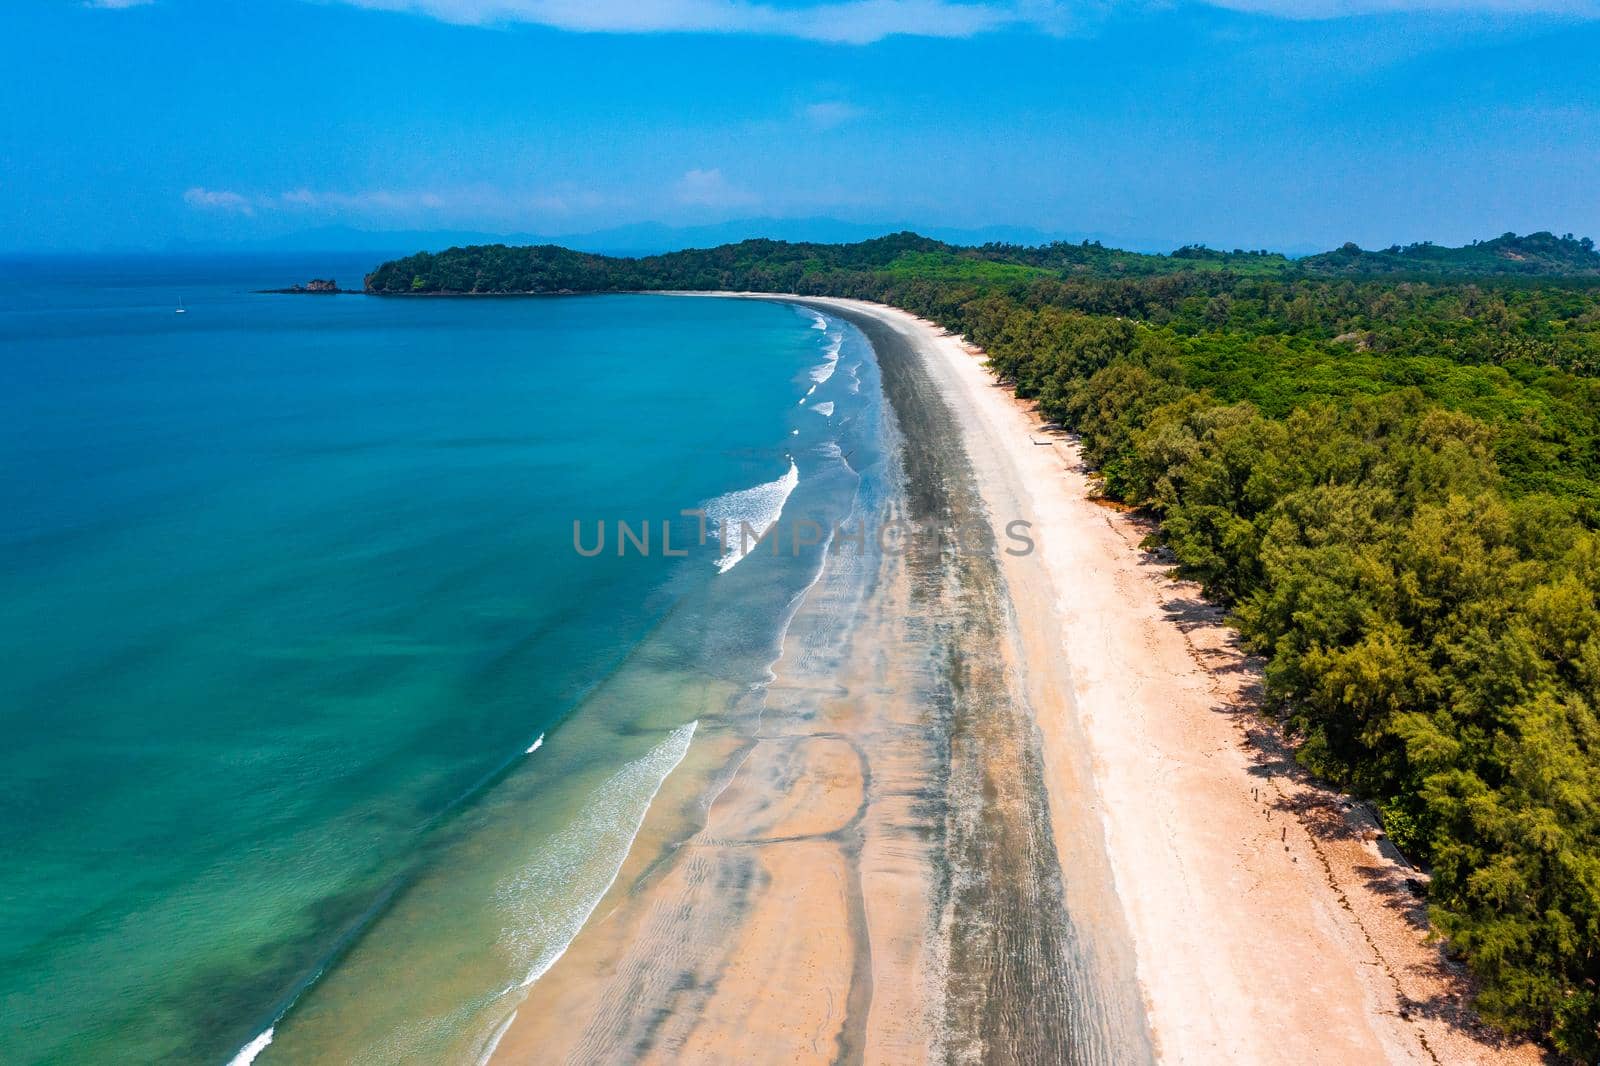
[226,1027,275,1066]
[497,721,698,989]
[525,734,544,755]
[810,331,843,384]
[473,1009,518,1066]
[810,333,842,385]
[812,401,835,417]
[703,460,799,574]
[806,310,828,330]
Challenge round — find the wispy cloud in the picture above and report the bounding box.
[673,168,759,208]
[802,100,866,128]
[330,0,1055,43]
[1201,0,1599,15]
[184,187,256,215]
[91,0,1600,32]
[325,0,1600,38]
[278,187,450,212]
[182,183,628,224]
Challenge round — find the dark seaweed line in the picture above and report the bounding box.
[824,302,1151,1066]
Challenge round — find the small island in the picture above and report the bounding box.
[259,278,349,294]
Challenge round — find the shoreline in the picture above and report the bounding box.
[486,300,918,1063]
[797,296,1548,1065]
[486,291,1546,1064]
[492,293,1151,1062]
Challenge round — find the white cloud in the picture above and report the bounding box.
[802,100,865,128]
[183,187,256,215]
[324,0,1600,36]
[180,183,635,225]
[1201,0,1598,15]
[91,0,1600,33]
[673,168,760,208]
[277,187,450,212]
[330,0,1041,43]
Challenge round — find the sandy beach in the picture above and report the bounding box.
[491,294,1547,1065]
[813,297,1549,1066]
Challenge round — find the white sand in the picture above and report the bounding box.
[802,297,1543,1066]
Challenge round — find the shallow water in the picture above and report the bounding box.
[0,262,876,1063]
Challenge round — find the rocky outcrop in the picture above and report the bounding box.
[260,278,348,294]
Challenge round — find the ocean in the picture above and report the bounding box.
[0,257,885,1064]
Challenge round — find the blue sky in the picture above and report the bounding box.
[4,0,1600,252]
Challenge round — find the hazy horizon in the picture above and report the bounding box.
[0,216,1322,259]
[3,216,1585,263]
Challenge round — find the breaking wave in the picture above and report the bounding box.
[496,721,698,990]
[810,333,842,385]
[226,1027,274,1066]
[703,460,800,574]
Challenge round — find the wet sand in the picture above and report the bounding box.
[491,297,1149,1064]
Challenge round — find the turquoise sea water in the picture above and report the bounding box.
[0,258,882,1063]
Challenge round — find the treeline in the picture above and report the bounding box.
[893,272,1600,1059]
[362,233,955,293]
[963,298,1600,1061]
[1301,231,1600,277]
[872,276,1600,1061]
[364,230,1600,294]
[364,235,1600,1056]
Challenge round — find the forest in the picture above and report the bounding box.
[363,229,1600,294]
[366,232,1600,1058]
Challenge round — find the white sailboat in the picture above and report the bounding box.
[175,298,186,314]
